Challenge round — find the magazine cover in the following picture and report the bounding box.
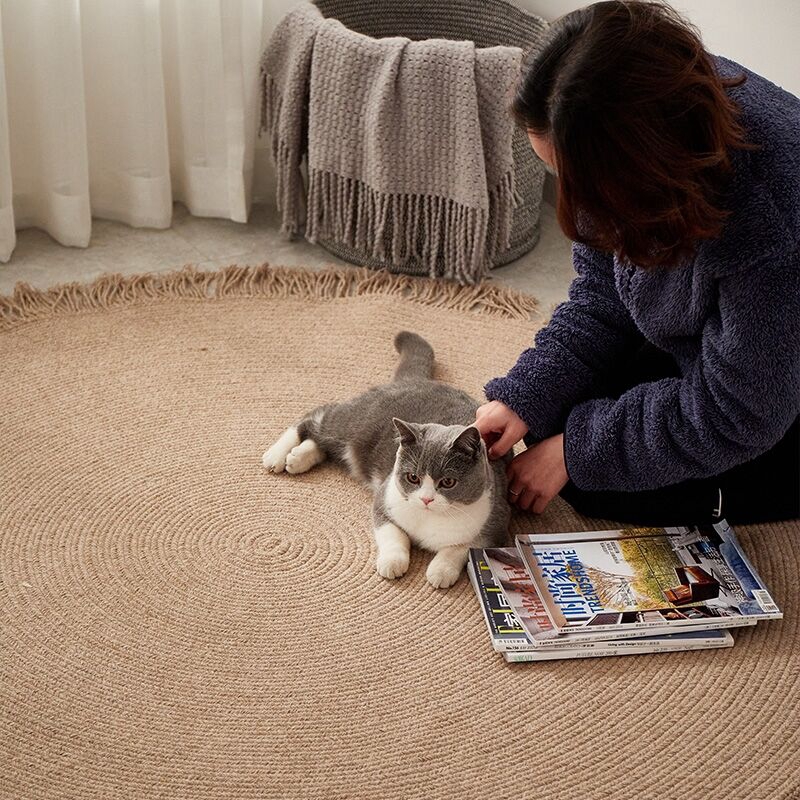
[480,547,555,641]
[516,519,782,635]
[467,549,739,657]
[480,546,754,646]
[467,548,532,651]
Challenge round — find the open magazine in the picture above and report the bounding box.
[467,519,780,663]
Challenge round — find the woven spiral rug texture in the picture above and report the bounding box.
[1,264,798,800]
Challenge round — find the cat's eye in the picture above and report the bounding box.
[406,472,420,484]
[439,477,457,489]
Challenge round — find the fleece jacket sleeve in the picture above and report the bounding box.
[483,241,642,441]
[564,245,800,491]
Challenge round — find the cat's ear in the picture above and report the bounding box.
[451,425,482,459]
[392,417,418,446]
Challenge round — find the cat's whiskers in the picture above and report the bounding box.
[438,501,481,526]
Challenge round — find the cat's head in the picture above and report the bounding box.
[390,417,490,511]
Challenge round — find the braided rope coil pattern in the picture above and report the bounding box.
[1,264,798,799]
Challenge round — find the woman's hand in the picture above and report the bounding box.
[474,401,529,459]
[506,434,568,514]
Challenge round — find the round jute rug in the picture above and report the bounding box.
[1,264,798,800]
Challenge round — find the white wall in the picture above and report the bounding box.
[520,0,800,97]
[262,1,800,98]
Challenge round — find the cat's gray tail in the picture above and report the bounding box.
[393,331,434,381]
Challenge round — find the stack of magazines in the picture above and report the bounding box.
[468,519,782,662]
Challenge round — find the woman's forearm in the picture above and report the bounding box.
[483,241,642,440]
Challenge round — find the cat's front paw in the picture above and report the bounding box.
[376,549,410,580]
[426,554,464,589]
[262,444,286,473]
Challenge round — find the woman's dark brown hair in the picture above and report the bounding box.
[513,0,757,267]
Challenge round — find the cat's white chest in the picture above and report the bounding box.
[383,476,491,552]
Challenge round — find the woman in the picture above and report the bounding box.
[473,0,800,526]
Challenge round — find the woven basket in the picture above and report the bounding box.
[309,0,549,277]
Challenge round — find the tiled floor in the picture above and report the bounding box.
[0,201,576,308]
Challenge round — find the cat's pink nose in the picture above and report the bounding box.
[421,497,434,506]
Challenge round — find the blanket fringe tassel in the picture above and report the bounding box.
[260,75,518,280]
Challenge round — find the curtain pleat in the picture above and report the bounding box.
[2,0,91,253]
[80,0,172,229]
[160,0,263,223]
[0,5,15,262]
[0,0,270,263]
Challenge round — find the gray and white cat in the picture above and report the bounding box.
[262,331,512,589]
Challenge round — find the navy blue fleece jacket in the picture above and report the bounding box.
[483,55,800,492]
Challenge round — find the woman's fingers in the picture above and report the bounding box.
[507,463,547,512]
[506,461,517,481]
[507,477,523,502]
[483,430,502,449]
[475,401,528,458]
[489,425,521,459]
[518,489,538,511]
[474,416,502,447]
[474,402,500,425]
[508,485,548,513]
[508,475,536,510]
[502,434,566,515]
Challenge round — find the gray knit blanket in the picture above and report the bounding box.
[259,3,523,283]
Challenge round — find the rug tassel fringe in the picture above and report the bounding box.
[0,264,540,331]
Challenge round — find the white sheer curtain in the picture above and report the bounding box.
[0,0,276,263]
